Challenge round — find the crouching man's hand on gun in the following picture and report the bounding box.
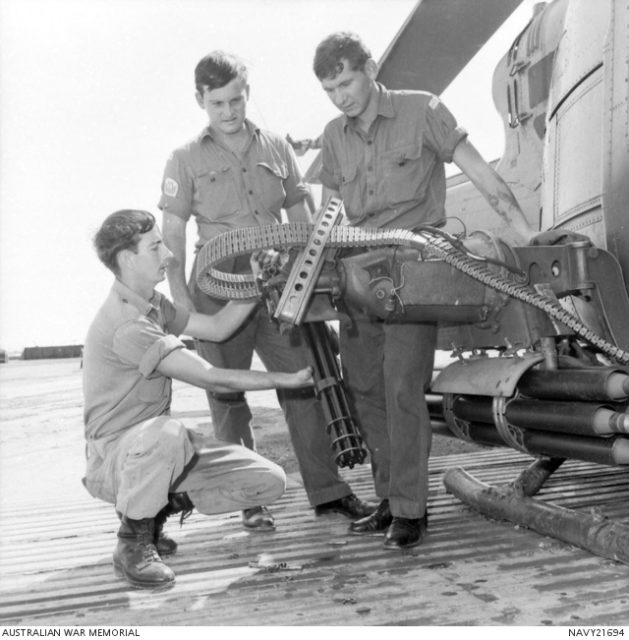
[284,366,314,388]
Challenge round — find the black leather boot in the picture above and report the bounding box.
[118,508,179,557]
[349,499,392,534]
[113,516,176,589]
[315,493,377,519]
[153,507,178,556]
[167,491,195,518]
[383,512,428,550]
[152,492,195,555]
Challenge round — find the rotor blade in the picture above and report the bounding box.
[378,0,525,93]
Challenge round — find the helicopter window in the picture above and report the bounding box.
[528,52,555,109]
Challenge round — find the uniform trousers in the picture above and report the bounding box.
[340,311,437,518]
[83,416,286,520]
[191,275,352,507]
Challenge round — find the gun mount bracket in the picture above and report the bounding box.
[273,198,345,326]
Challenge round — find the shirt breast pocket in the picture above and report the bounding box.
[256,161,288,213]
[194,166,241,220]
[381,141,432,207]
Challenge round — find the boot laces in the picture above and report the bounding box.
[165,492,194,527]
[178,508,193,527]
[143,543,161,563]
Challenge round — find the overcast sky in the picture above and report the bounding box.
[0,0,539,352]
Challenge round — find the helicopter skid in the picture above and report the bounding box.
[443,465,629,565]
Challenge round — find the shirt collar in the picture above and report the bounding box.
[112,279,159,317]
[200,118,260,142]
[343,83,395,131]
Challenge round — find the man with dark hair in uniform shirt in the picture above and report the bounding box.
[158,51,374,532]
[83,209,315,589]
[313,32,534,549]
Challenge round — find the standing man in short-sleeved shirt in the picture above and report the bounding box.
[313,32,534,549]
[158,51,374,532]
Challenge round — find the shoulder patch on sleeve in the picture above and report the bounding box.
[428,95,440,110]
[163,178,179,198]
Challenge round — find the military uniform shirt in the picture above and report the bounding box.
[319,84,468,230]
[158,119,310,247]
[82,280,190,446]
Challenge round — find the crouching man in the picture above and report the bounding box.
[82,209,313,589]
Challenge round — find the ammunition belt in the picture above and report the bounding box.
[196,223,629,365]
[427,233,629,366]
[196,223,418,299]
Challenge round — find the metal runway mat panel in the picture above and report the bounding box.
[1,449,628,626]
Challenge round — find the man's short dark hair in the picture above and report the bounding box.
[93,209,155,274]
[194,50,248,93]
[313,32,372,81]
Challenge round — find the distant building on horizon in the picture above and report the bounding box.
[22,345,83,360]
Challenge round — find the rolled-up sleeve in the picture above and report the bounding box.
[423,95,468,163]
[138,335,186,377]
[114,320,186,377]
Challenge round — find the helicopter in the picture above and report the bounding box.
[195,0,629,562]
